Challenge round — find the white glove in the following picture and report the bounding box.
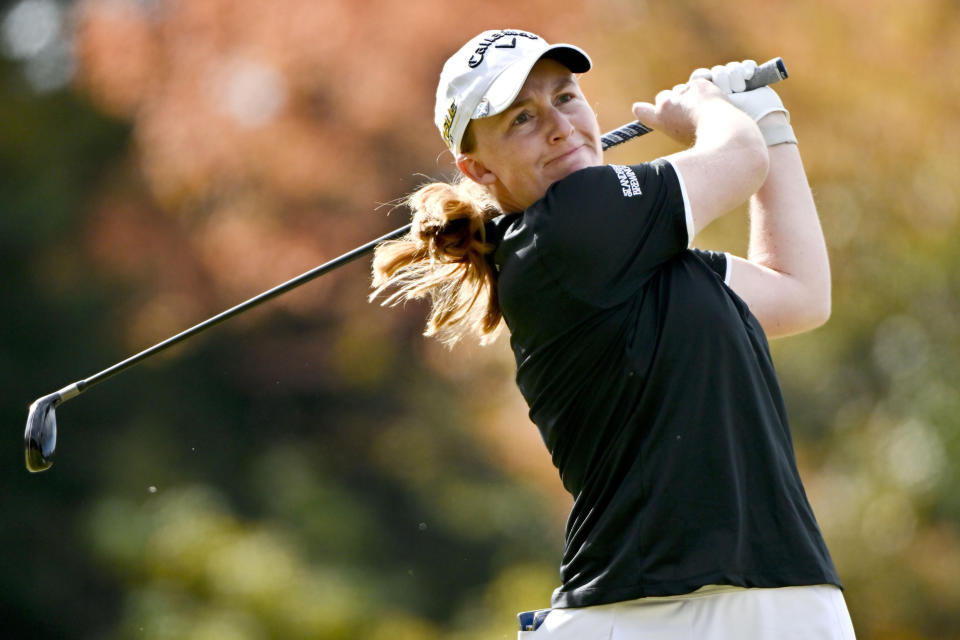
[690,60,756,93]
[690,60,796,146]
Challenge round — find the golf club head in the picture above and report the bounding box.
[25,392,60,472]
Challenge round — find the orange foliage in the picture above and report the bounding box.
[71,0,596,347]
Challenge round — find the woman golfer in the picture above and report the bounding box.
[372,29,856,639]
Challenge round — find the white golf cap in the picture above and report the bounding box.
[435,29,591,155]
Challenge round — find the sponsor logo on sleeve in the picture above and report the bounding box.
[610,164,642,197]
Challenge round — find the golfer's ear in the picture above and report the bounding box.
[457,155,497,185]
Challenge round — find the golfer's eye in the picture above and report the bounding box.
[512,111,531,126]
[557,93,575,104]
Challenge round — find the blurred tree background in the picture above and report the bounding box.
[2,0,958,638]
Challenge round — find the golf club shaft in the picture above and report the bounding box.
[43,57,788,406]
[48,122,637,404]
[68,223,411,398]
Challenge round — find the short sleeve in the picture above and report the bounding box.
[690,248,731,285]
[528,159,690,307]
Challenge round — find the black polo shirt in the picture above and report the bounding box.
[487,159,840,609]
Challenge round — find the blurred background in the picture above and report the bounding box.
[2,0,958,638]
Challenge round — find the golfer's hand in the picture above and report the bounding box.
[690,60,795,146]
[631,78,729,146]
[689,60,757,93]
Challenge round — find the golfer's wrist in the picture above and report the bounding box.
[757,111,797,146]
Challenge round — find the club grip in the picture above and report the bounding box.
[744,57,788,90]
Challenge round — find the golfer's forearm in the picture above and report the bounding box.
[671,99,769,235]
[693,99,768,181]
[747,140,831,327]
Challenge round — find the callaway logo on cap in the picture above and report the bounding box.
[435,29,592,155]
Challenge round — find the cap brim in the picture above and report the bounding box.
[478,44,591,119]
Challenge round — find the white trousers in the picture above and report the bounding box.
[519,585,856,640]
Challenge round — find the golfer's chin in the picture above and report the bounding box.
[543,145,601,183]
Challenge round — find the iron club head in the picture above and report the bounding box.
[25,392,60,472]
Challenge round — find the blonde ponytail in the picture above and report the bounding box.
[370,176,503,346]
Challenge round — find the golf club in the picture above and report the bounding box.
[24,57,788,472]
